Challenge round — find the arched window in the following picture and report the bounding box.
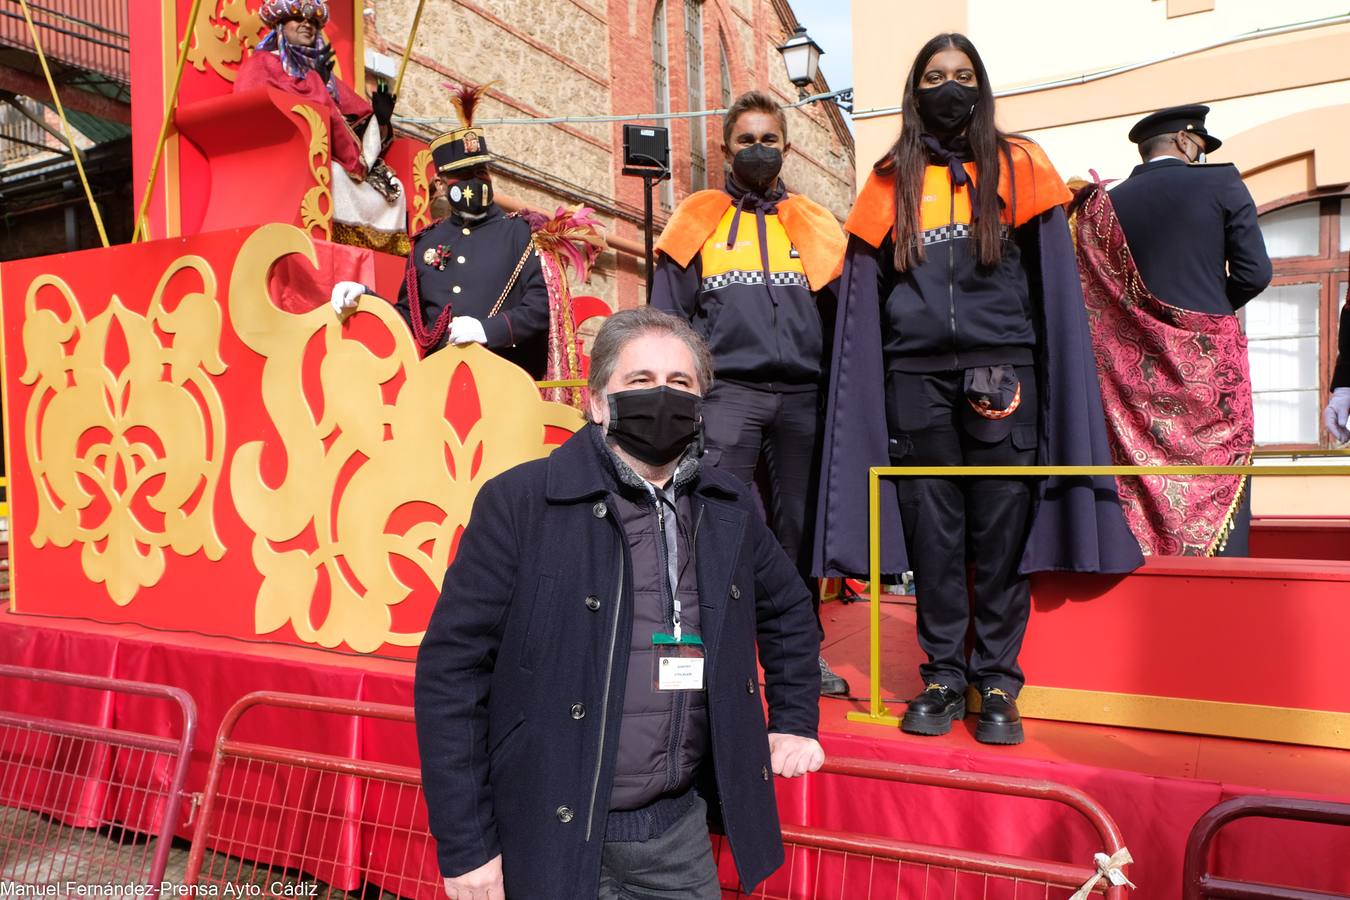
[1246,195,1350,447]
[719,38,732,108]
[651,1,673,207]
[684,0,706,191]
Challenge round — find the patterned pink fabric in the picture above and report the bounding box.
[1073,183,1254,556]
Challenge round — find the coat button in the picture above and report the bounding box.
[592,501,607,518]
[746,679,755,694]
[761,766,769,781]
[461,227,472,236]
[452,285,462,294]
[730,584,741,599]
[556,805,574,823]
[584,595,600,611]
[457,255,466,264]
[570,703,585,720]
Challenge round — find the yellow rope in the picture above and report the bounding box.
[131,0,205,243]
[16,0,108,247]
[535,378,588,389]
[393,0,428,98]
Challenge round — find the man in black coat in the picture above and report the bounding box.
[414,306,824,900]
[1109,104,1272,554]
[330,88,550,376]
[1326,296,1350,443]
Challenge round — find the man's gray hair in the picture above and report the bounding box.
[587,306,715,400]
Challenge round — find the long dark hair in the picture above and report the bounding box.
[876,33,1011,271]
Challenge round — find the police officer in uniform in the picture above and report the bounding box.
[331,86,549,377]
[1110,104,1272,554]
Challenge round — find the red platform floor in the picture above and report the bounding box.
[2,601,1348,899]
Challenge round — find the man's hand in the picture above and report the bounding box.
[1324,387,1350,443]
[330,281,366,319]
[443,854,504,900]
[768,733,824,778]
[448,316,488,345]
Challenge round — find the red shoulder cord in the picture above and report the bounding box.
[404,249,453,351]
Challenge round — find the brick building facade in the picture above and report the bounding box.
[365,0,855,313]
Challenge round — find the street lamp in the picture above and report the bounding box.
[776,25,823,99]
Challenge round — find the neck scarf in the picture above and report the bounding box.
[920,133,973,188]
[257,28,338,101]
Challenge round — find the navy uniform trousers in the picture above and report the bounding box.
[887,366,1039,696]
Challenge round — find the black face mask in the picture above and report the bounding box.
[447,177,492,215]
[606,386,702,467]
[915,81,979,136]
[731,144,783,193]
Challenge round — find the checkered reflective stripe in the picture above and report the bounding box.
[701,270,810,292]
[919,223,1013,245]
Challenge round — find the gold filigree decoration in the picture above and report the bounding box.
[19,261,228,605]
[410,149,435,233]
[228,224,583,653]
[292,103,333,240]
[186,0,264,82]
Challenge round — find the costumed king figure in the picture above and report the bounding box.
[236,0,407,253]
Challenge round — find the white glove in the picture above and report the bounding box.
[448,316,487,345]
[1324,387,1350,443]
[330,281,366,319]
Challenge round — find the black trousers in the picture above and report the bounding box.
[887,368,1038,696]
[701,381,823,636]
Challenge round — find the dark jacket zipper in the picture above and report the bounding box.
[655,499,687,792]
[947,188,960,370]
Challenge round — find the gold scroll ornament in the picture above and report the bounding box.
[292,103,334,240]
[19,261,228,605]
[410,148,435,233]
[185,0,263,81]
[228,224,583,653]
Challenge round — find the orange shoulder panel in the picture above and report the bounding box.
[653,190,732,267]
[844,170,896,249]
[997,138,1072,227]
[777,194,846,289]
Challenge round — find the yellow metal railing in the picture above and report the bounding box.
[847,461,1350,727]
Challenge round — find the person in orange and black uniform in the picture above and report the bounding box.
[814,34,1140,745]
[330,84,549,376]
[651,91,849,698]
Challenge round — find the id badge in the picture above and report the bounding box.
[652,632,705,691]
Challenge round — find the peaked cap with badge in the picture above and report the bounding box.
[430,82,494,174]
[1127,104,1222,153]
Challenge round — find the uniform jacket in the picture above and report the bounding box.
[1109,158,1272,315]
[814,138,1142,578]
[651,187,845,387]
[414,425,821,898]
[1336,298,1350,390]
[397,205,550,376]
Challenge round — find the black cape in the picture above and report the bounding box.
[813,206,1143,578]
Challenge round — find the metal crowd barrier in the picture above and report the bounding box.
[1182,795,1350,899]
[0,663,196,891]
[852,461,1350,726]
[184,691,441,899]
[719,757,1129,899]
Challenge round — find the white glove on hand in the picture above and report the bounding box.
[448,316,487,345]
[1324,387,1350,443]
[330,281,366,319]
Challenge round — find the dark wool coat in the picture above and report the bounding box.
[414,426,821,898]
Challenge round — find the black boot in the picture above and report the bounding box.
[819,657,850,698]
[975,687,1024,745]
[901,683,965,736]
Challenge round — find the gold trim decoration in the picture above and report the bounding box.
[227,224,584,653]
[1011,686,1350,751]
[292,103,333,240]
[410,148,435,233]
[18,261,228,606]
[185,0,263,82]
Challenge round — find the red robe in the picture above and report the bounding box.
[234,50,372,177]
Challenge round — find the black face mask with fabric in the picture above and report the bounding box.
[447,177,492,215]
[915,81,979,138]
[731,144,783,194]
[605,386,703,466]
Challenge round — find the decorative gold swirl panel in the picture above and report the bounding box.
[19,260,229,605]
[227,224,583,652]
